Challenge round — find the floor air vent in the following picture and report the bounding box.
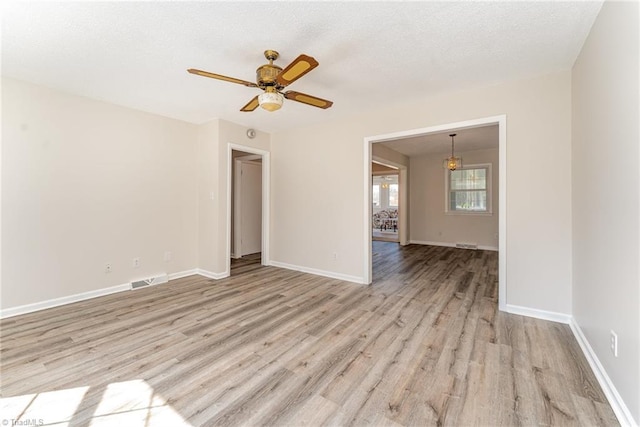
[131,274,168,290]
[455,243,478,250]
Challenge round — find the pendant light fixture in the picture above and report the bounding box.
[444,133,462,171]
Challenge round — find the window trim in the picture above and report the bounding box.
[444,163,493,215]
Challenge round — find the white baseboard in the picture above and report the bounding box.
[0,269,199,319]
[569,319,637,427]
[268,260,367,284]
[197,269,229,280]
[0,282,131,319]
[503,303,572,324]
[408,240,498,251]
[505,305,636,426]
[168,269,199,281]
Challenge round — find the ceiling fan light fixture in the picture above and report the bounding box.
[258,87,284,112]
[188,50,332,112]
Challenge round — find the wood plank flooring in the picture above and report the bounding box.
[230,252,262,275]
[0,242,618,426]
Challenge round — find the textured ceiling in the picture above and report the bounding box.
[1,1,602,133]
[381,124,499,157]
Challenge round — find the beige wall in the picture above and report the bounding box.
[410,148,498,249]
[196,120,220,273]
[272,70,572,313]
[572,1,639,423]
[372,144,409,167]
[1,79,270,310]
[270,124,366,281]
[1,77,199,309]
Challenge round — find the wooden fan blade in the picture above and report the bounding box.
[240,95,260,112]
[187,68,257,88]
[276,54,319,87]
[284,91,333,109]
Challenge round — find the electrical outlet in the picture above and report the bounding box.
[133,257,140,268]
[105,263,112,273]
[610,330,618,357]
[333,252,338,260]
[164,251,172,262]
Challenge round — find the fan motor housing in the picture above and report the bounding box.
[256,64,283,88]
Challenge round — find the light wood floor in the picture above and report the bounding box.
[230,252,262,275]
[0,243,618,426]
[372,228,399,243]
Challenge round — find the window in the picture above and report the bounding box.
[389,184,398,207]
[372,184,380,207]
[446,164,491,214]
[372,175,399,209]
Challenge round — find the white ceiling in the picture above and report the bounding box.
[380,124,499,157]
[1,1,602,133]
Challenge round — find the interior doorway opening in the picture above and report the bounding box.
[363,115,506,311]
[231,150,262,273]
[226,143,270,276]
[372,162,400,243]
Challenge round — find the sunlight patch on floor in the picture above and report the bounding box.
[0,380,193,426]
[0,385,88,425]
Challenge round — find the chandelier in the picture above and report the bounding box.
[444,133,462,171]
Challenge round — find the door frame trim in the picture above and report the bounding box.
[227,143,270,273]
[371,157,408,246]
[363,115,507,311]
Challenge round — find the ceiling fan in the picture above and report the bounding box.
[187,50,333,112]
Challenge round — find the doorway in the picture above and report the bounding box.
[363,115,507,311]
[226,143,270,276]
[372,164,399,243]
[231,152,262,272]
